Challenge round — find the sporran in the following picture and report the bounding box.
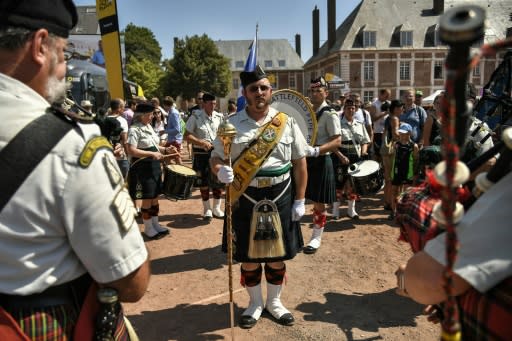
[248,199,285,259]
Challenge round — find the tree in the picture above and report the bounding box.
[124,23,162,65]
[164,34,232,100]
[125,55,165,99]
[123,23,163,98]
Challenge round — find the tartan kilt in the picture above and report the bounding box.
[396,179,512,340]
[305,155,336,203]
[458,277,512,341]
[221,178,304,263]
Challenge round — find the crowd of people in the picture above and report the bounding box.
[1,0,509,339]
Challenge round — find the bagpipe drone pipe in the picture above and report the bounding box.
[395,5,512,340]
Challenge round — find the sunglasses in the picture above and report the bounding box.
[248,85,271,93]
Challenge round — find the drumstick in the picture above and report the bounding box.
[162,152,180,158]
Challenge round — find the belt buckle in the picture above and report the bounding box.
[257,178,271,188]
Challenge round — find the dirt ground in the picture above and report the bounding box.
[123,153,439,341]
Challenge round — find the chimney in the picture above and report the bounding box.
[433,0,444,15]
[313,6,320,56]
[327,0,336,49]
[295,34,301,57]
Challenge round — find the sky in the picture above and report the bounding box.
[73,0,362,62]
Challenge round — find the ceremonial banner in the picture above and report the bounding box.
[96,0,124,99]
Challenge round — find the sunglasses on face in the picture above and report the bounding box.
[248,85,271,93]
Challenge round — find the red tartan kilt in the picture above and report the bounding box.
[396,183,512,340]
[458,278,512,341]
[396,184,442,253]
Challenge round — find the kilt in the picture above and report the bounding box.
[305,155,336,203]
[222,177,304,263]
[192,149,224,189]
[396,179,512,340]
[128,157,162,200]
[458,277,512,341]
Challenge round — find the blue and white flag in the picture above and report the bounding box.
[236,26,258,112]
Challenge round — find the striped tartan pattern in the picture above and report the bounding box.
[396,179,512,339]
[396,182,442,253]
[13,304,77,341]
[11,304,130,340]
[458,278,512,341]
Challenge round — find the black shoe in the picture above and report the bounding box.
[144,232,165,240]
[239,315,257,329]
[265,309,294,326]
[303,245,318,254]
[388,213,395,220]
[277,313,295,326]
[347,214,359,220]
[384,204,392,211]
[157,229,170,236]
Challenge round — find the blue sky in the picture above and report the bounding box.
[73,0,361,62]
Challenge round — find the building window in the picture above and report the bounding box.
[434,61,443,79]
[473,63,481,77]
[400,31,413,47]
[400,61,410,80]
[235,60,244,68]
[363,31,376,47]
[232,78,239,89]
[264,60,273,68]
[278,60,286,67]
[363,91,374,104]
[289,74,296,88]
[363,61,374,81]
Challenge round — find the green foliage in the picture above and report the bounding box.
[124,23,162,65]
[163,34,232,100]
[125,55,165,99]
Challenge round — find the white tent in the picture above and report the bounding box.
[422,89,444,106]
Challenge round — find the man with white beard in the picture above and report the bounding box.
[0,1,150,339]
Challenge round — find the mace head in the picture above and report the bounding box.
[217,119,237,145]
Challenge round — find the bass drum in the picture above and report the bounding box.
[271,89,317,146]
[348,160,384,195]
[163,164,197,200]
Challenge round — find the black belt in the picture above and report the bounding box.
[0,273,92,311]
[341,141,354,145]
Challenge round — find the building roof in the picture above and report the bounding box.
[215,39,304,71]
[70,6,99,35]
[307,0,511,64]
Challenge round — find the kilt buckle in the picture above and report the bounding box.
[257,178,272,188]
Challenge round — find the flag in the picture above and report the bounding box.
[236,25,258,112]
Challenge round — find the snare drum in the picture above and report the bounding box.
[163,164,197,200]
[348,160,384,195]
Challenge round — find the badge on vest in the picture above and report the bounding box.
[79,136,113,168]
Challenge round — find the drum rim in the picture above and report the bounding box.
[349,160,381,177]
[167,164,197,176]
[271,89,318,146]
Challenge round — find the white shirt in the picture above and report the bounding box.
[211,107,308,169]
[0,73,147,294]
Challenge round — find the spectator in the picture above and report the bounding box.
[162,96,183,164]
[370,88,391,162]
[400,89,427,144]
[108,98,129,178]
[389,123,419,219]
[91,40,105,67]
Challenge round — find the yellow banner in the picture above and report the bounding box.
[96,0,124,100]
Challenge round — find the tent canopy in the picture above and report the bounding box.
[422,89,444,106]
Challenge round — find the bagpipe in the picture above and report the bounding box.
[396,5,512,340]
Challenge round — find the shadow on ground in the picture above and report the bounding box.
[296,289,424,340]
